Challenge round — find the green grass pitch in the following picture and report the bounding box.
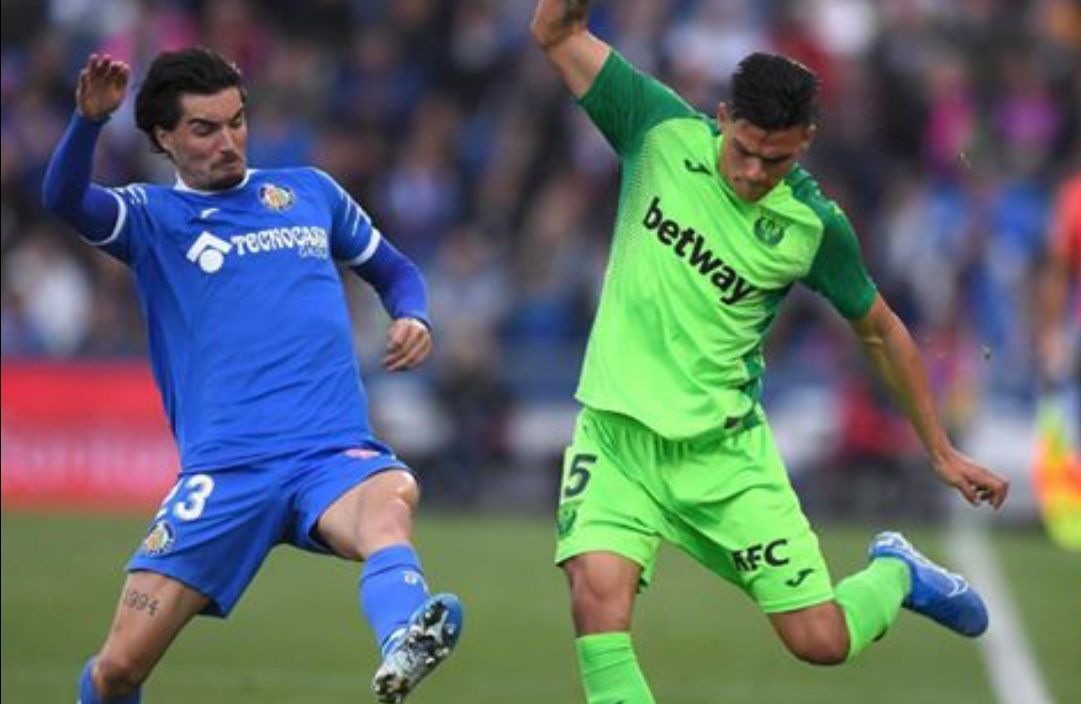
[2,512,1077,703]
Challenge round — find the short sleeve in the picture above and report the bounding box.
[801,202,877,319]
[578,51,699,157]
[311,169,382,265]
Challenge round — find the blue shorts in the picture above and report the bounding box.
[127,441,407,617]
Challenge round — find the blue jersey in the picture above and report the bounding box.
[97,168,384,471]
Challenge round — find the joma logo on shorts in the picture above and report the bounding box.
[641,197,757,305]
[732,538,789,572]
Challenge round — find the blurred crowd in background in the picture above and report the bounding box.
[2,0,1078,511]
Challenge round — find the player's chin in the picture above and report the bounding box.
[209,164,246,189]
[739,186,769,202]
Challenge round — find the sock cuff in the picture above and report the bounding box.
[79,655,142,704]
[362,543,421,579]
[575,632,647,687]
[870,555,912,594]
[79,657,98,703]
[576,631,633,656]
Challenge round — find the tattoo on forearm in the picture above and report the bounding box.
[122,588,161,616]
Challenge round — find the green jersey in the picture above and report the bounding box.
[575,51,876,440]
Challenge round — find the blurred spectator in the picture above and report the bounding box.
[431,323,512,505]
[2,225,92,356]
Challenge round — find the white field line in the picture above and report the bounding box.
[947,520,1055,704]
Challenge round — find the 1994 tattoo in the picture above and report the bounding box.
[122,588,160,616]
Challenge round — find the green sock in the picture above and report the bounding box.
[835,557,911,660]
[575,632,655,704]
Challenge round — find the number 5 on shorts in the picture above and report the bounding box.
[154,474,216,521]
[563,454,596,499]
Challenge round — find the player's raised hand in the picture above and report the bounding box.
[932,447,1010,509]
[76,54,130,121]
[383,318,433,372]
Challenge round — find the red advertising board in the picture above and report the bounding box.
[1,362,178,510]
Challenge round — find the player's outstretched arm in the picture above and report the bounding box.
[530,0,610,98]
[41,54,130,241]
[350,239,433,372]
[850,294,1010,509]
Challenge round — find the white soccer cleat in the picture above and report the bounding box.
[371,593,463,703]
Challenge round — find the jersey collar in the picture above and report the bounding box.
[174,169,255,195]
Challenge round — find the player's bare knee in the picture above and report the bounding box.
[353,472,419,557]
[362,470,419,511]
[571,597,632,633]
[772,603,849,666]
[94,651,150,696]
[569,575,632,631]
[564,560,634,632]
[783,630,848,666]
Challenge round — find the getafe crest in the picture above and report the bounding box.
[259,183,295,212]
[753,215,787,247]
[140,520,176,556]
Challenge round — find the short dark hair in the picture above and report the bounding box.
[135,47,244,153]
[730,53,819,130]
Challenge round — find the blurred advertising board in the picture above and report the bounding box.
[1,362,177,510]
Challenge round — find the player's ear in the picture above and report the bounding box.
[799,123,817,153]
[716,102,730,128]
[155,127,175,161]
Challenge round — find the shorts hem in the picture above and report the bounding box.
[758,590,836,614]
[554,542,656,587]
[297,458,411,553]
[125,562,228,618]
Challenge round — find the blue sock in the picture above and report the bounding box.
[78,657,141,703]
[360,544,430,656]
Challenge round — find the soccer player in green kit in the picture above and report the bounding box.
[531,2,1011,702]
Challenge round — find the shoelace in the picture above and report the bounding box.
[886,536,970,598]
[392,632,441,680]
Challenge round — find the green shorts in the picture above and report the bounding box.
[554,407,834,613]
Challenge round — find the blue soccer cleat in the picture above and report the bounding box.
[371,593,463,703]
[869,531,989,637]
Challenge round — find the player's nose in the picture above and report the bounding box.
[218,129,240,155]
[743,158,766,182]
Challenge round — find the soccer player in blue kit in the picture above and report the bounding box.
[42,49,462,703]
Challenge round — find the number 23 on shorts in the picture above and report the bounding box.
[155,474,216,521]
